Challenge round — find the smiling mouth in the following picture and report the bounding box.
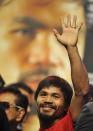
[41,104,56,110]
[42,107,54,111]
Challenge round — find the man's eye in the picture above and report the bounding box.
[10,28,36,36]
[39,92,47,97]
[16,29,27,34]
[53,95,60,99]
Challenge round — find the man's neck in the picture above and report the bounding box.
[39,118,57,129]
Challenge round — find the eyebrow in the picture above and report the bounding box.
[10,104,24,109]
[13,17,48,29]
[40,89,62,95]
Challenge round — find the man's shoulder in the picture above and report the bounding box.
[83,102,93,113]
[75,102,93,131]
[76,102,93,122]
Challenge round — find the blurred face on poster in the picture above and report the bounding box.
[0,0,85,91]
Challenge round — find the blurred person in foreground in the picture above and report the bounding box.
[0,107,10,131]
[83,84,93,104]
[75,84,93,131]
[7,82,34,114]
[6,82,39,130]
[34,15,89,131]
[0,87,28,131]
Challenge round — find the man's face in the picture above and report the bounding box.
[0,16,70,90]
[36,86,65,120]
[0,93,20,122]
[0,0,85,89]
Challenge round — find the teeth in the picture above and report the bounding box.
[43,107,52,110]
[43,105,54,109]
[44,106,51,108]
[43,105,50,107]
[44,105,52,108]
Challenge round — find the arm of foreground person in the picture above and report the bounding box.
[53,15,89,121]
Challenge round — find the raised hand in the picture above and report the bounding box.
[53,15,83,47]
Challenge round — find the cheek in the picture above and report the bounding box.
[36,97,41,105]
[36,97,45,107]
[37,94,43,101]
[5,110,13,120]
[5,109,17,120]
[56,99,65,110]
[53,102,65,117]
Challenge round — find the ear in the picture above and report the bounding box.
[16,109,26,122]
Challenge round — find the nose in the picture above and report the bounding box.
[44,95,53,103]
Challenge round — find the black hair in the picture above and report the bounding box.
[35,76,73,109]
[0,87,28,112]
[5,82,34,94]
[0,108,10,131]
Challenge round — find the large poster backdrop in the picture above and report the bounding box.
[0,0,86,131]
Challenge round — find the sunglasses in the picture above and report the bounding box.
[0,101,24,110]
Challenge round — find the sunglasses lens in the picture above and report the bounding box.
[0,102,10,110]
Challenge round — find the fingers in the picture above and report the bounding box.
[60,15,77,28]
[53,29,61,39]
[64,15,76,28]
[77,22,83,31]
[67,15,71,27]
[62,15,82,30]
[60,16,65,29]
[53,29,60,38]
[71,15,83,31]
[55,15,83,36]
[71,15,77,28]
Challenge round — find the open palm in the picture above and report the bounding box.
[54,15,82,47]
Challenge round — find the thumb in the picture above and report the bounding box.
[53,29,61,40]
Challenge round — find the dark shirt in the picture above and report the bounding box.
[75,102,93,131]
[0,108,10,131]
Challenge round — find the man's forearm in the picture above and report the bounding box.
[67,46,89,96]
